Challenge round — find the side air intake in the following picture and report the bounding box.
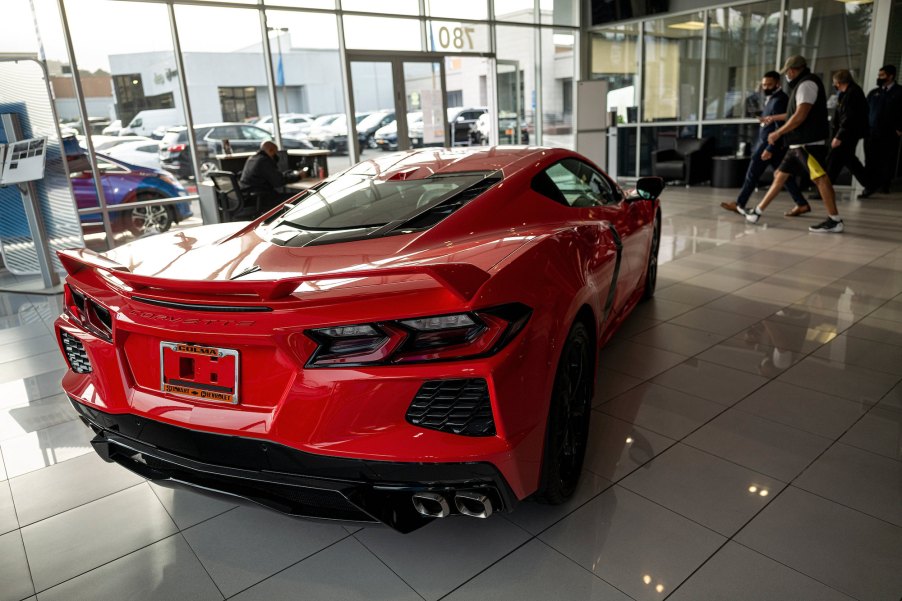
[60,330,92,374]
[406,378,495,436]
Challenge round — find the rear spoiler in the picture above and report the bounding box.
[57,248,490,302]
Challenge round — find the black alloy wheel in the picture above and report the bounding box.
[535,320,594,504]
[642,210,661,301]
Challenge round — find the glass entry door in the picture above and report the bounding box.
[496,60,525,145]
[348,55,448,163]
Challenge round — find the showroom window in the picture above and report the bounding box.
[590,24,640,124]
[218,87,260,123]
[704,0,781,120]
[783,0,872,83]
[642,12,705,123]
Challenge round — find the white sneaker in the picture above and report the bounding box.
[745,209,761,224]
[809,218,844,233]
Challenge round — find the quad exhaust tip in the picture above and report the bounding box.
[412,492,451,518]
[454,491,493,519]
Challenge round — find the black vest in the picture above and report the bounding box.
[785,69,830,146]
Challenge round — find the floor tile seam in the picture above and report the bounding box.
[583,435,680,486]
[0,417,82,446]
[431,535,542,601]
[842,326,902,349]
[219,531,356,601]
[146,483,239,534]
[775,365,902,405]
[351,528,454,601]
[725,539,867,601]
[659,467,825,601]
[510,475,615,539]
[726,402,861,443]
[591,398,728,443]
[14,481,149,531]
[29,530,183,596]
[0,334,59,366]
[520,537,641,601]
[0,329,55,348]
[5,527,38,601]
[0,389,73,411]
[791,405,902,465]
[783,481,902,531]
[644,373,765,410]
[627,318,731,346]
[612,478,764,540]
[174,530,226,600]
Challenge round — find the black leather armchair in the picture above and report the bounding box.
[208,170,261,222]
[652,137,714,185]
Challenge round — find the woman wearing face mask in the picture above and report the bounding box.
[863,65,902,197]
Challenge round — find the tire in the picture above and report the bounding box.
[534,320,594,504]
[642,210,661,301]
[367,134,378,149]
[124,194,173,236]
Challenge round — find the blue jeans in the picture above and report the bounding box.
[736,146,808,209]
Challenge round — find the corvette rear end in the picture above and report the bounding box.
[55,147,661,532]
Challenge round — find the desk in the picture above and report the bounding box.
[712,156,750,188]
[286,178,326,191]
[215,149,331,179]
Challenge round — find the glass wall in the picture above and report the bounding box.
[705,1,781,119]
[593,0,881,178]
[590,24,639,123]
[643,12,704,123]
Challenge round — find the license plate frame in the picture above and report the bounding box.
[160,342,240,405]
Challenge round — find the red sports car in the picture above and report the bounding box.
[55,147,663,532]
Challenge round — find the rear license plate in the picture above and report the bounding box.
[160,342,239,404]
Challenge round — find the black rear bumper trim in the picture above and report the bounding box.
[69,396,517,532]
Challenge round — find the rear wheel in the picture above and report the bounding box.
[535,320,594,504]
[642,210,661,301]
[124,193,173,236]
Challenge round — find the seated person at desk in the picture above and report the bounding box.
[239,141,301,212]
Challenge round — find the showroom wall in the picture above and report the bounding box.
[589,0,883,177]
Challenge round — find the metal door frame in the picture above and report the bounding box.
[344,51,454,163]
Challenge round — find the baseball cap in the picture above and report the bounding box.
[781,55,807,73]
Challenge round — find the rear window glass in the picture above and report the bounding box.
[278,172,497,230]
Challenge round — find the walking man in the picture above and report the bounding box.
[745,56,844,233]
[721,71,810,216]
[820,69,870,194]
[862,65,902,197]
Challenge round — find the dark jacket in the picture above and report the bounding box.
[866,82,902,135]
[758,89,790,153]
[785,68,830,146]
[833,82,869,143]
[239,150,288,196]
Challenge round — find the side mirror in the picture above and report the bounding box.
[626,176,665,201]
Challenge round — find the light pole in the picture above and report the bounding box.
[267,26,289,114]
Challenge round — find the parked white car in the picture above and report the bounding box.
[105,139,163,170]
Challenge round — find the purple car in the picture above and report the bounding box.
[67,150,193,235]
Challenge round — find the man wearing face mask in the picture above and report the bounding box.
[744,55,844,233]
[721,71,809,216]
[862,65,902,197]
[816,69,871,196]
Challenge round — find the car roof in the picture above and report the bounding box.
[348,146,561,181]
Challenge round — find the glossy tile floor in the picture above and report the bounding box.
[2,186,901,601]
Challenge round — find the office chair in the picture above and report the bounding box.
[208,170,261,222]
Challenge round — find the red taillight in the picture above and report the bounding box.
[169,143,186,152]
[304,304,531,367]
[63,284,112,341]
[64,284,85,321]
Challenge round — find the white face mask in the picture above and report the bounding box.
[785,74,793,83]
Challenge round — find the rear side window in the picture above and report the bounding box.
[532,158,619,208]
[278,172,499,230]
